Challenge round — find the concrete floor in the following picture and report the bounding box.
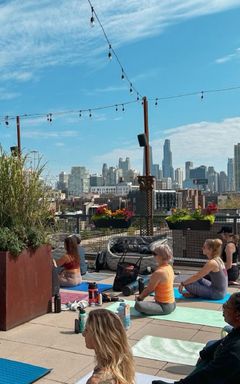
[0,268,238,384]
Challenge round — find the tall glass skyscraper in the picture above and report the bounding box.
[234,144,240,192]
[162,139,174,180]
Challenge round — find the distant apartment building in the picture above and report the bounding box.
[152,164,161,180]
[174,168,183,188]
[219,171,227,193]
[154,190,181,212]
[90,174,103,187]
[234,143,240,192]
[207,166,218,193]
[227,158,235,191]
[57,171,69,192]
[90,181,133,196]
[68,166,90,197]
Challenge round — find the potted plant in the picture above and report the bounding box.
[165,203,217,230]
[0,148,53,330]
[92,206,133,228]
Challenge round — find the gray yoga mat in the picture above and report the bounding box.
[107,300,227,328]
[132,336,204,366]
[82,272,113,281]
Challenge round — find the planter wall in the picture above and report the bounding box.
[94,219,131,229]
[167,220,211,231]
[0,245,52,331]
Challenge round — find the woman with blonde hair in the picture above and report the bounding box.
[82,309,135,384]
[56,235,82,287]
[179,238,228,299]
[135,243,176,315]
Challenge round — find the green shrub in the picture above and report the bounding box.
[0,148,52,256]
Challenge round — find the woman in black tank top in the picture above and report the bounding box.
[218,226,239,286]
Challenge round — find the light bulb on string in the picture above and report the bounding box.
[79,111,82,118]
[155,98,158,106]
[47,113,52,123]
[90,6,95,27]
[201,91,204,100]
[122,104,125,112]
[137,94,140,101]
[89,109,92,118]
[129,83,133,93]
[121,68,125,80]
[108,44,112,60]
[115,105,118,112]
[5,116,9,126]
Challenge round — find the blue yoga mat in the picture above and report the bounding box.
[64,282,112,292]
[0,358,51,384]
[173,288,231,304]
[150,288,230,304]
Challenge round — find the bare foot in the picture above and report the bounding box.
[182,292,196,298]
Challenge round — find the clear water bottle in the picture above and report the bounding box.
[117,302,131,330]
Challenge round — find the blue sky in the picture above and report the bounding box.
[1,0,240,183]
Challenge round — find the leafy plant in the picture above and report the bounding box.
[92,205,133,222]
[166,204,217,225]
[0,148,53,256]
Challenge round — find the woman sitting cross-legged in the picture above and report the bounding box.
[135,244,176,315]
[83,309,135,384]
[179,238,228,300]
[56,235,82,287]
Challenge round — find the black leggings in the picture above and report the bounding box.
[227,265,239,282]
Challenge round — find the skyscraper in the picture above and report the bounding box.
[234,144,240,192]
[227,158,235,192]
[185,161,193,180]
[162,139,174,180]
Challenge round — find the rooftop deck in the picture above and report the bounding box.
[0,267,238,384]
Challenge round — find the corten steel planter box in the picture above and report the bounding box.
[0,245,52,331]
[167,220,211,231]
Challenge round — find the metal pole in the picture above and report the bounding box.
[16,116,21,157]
[143,96,150,176]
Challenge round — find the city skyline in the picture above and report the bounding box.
[1,1,240,178]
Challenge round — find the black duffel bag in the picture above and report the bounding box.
[113,255,142,291]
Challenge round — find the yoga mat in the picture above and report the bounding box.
[0,358,51,384]
[82,272,114,281]
[60,291,88,304]
[76,372,174,384]
[107,300,227,328]
[132,336,204,366]
[150,288,230,304]
[173,288,231,304]
[64,282,112,292]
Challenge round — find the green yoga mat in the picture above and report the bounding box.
[107,300,227,328]
[132,336,204,366]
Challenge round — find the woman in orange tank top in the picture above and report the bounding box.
[135,244,176,315]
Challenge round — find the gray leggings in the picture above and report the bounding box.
[135,300,176,315]
[185,278,224,300]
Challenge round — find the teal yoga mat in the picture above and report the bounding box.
[132,336,204,366]
[0,358,51,384]
[107,300,227,328]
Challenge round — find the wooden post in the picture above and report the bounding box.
[16,116,21,157]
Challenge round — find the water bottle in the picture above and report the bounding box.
[117,302,131,330]
[54,294,61,313]
[79,308,87,333]
[98,293,102,306]
[88,282,99,306]
[138,278,145,294]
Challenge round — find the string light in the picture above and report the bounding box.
[79,111,82,118]
[155,98,158,106]
[115,105,118,111]
[5,116,9,126]
[201,91,204,100]
[137,94,140,101]
[87,0,142,99]
[47,113,52,123]
[122,104,125,111]
[108,44,112,60]
[129,83,133,93]
[89,109,92,118]
[90,6,95,27]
